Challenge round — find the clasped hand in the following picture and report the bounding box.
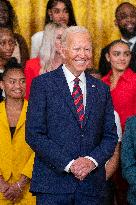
[0,175,29,203]
[3,182,23,202]
[70,157,96,181]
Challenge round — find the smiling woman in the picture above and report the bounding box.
[102,39,136,204]
[0,58,36,205]
[1,59,26,100]
[102,39,136,131]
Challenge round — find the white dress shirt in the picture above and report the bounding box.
[122,36,136,51]
[62,64,86,107]
[62,64,98,172]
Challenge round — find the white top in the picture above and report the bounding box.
[122,36,136,51]
[114,110,122,142]
[31,31,44,58]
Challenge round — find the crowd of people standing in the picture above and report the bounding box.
[0,1,136,205]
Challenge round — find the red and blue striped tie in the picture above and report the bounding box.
[72,78,84,128]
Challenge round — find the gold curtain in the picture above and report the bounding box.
[10,0,136,68]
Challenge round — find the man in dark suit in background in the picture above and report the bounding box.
[99,2,136,76]
[26,26,117,205]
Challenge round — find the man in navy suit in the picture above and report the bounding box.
[26,26,117,205]
[99,2,136,76]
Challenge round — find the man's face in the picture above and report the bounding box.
[115,4,136,39]
[61,32,92,77]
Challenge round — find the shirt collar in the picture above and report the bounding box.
[0,69,4,73]
[62,64,86,84]
[128,36,136,45]
[121,37,136,50]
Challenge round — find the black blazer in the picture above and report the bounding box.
[99,41,136,77]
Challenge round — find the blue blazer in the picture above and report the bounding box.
[26,65,117,196]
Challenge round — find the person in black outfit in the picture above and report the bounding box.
[99,2,136,76]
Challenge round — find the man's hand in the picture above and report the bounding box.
[70,157,96,180]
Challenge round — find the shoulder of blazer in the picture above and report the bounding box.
[33,64,63,82]
[0,100,28,112]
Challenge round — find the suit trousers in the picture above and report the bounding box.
[36,191,104,205]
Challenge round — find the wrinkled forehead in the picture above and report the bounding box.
[67,31,91,44]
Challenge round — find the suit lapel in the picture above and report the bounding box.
[132,42,136,52]
[53,67,81,126]
[54,67,100,128]
[13,100,27,139]
[84,74,99,128]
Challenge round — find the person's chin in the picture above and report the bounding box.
[116,67,126,72]
[58,20,67,26]
[119,27,136,39]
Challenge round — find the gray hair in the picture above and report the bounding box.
[61,26,91,47]
[39,23,66,74]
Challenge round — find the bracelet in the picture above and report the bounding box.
[17,182,23,192]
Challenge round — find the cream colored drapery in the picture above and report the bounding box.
[10,0,136,68]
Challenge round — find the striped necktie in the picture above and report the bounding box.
[72,78,84,128]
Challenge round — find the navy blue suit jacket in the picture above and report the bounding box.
[26,65,117,196]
